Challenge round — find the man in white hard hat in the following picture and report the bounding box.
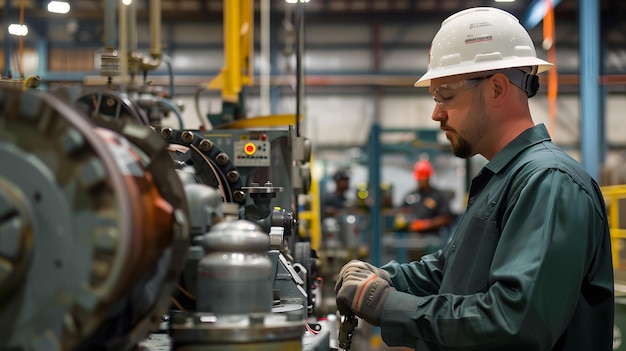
[334,7,613,350]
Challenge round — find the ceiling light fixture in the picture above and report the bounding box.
[8,24,28,36]
[47,1,70,14]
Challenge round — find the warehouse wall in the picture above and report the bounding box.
[170,89,626,201]
[4,13,625,186]
[100,19,625,159]
[174,93,626,151]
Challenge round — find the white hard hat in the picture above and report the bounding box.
[414,7,553,87]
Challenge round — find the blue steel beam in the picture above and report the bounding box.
[36,37,47,90]
[580,0,601,181]
[104,0,116,48]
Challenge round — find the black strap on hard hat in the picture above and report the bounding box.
[502,68,540,98]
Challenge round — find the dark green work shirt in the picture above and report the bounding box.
[380,124,614,350]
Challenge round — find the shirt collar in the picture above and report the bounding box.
[484,124,552,175]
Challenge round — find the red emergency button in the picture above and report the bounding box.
[244,142,256,155]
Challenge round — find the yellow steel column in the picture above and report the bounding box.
[308,159,321,251]
[209,0,253,104]
[223,0,241,103]
[240,0,254,87]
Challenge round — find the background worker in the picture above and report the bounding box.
[334,7,614,350]
[322,169,351,218]
[400,159,453,236]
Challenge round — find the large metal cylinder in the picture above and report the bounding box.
[171,219,304,350]
[197,220,272,314]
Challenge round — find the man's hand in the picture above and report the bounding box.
[335,267,394,326]
[410,219,432,232]
[335,260,391,295]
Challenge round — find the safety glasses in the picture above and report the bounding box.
[430,69,539,108]
[431,76,491,109]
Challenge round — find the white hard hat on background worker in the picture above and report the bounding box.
[414,7,553,97]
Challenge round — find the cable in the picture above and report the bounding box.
[305,322,319,335]
[162,54,175,98]
[176,283,195,301]
[170,297,185,311]
[156,97,184,129]
[194,87,210,130]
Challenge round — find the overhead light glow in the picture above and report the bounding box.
[494,0,516,2]
[285,0,310,3]
[523,0,563,29]
[122,0,132,5]
[47,1,70,14]
[8,24,28,36]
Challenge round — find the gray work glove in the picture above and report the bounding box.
[334,260,392,295]
[335,267,394,326]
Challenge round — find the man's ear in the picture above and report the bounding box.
[489,73,510,106]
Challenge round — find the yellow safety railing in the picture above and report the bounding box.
[297,156,321,252]
[601,185,626,268]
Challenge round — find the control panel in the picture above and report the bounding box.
[233,140,271,167]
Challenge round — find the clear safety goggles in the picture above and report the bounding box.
[431,77,489,109]
[431,69,540,109]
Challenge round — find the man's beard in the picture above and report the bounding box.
[451,137,473,158]
[449,95,485,159]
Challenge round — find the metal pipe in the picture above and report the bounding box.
[141,0,162,72]
[119,0,128,87]
[134,0,163,71]
[129,0,137,53]
[579,0,601,180]
[18,0,24,78]
[295,0,305,137]
[4,0,11,77]
[127,0,140,78]
[150,0,161,58]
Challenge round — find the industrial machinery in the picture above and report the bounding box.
[0,85,190,351]
[0,83,334,351]
[0,0,344,348]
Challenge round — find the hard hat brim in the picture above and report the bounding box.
[414,57,553,87]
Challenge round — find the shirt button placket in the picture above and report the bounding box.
[468,197,475,207]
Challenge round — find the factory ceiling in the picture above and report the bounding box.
[0,0,624,149]
[0,0,622,26]
[1,0,622,50]
[1,0,624,86]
